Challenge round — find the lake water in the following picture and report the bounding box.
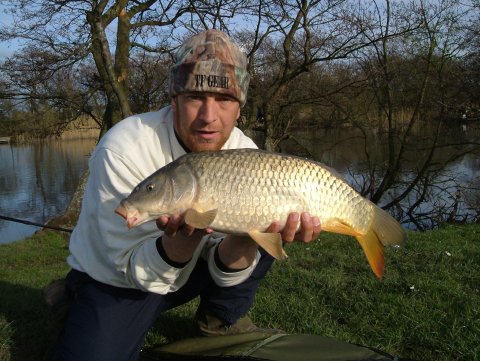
[0,122,479,244]
[0,138,97,244]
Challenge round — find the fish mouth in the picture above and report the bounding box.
[115,202,141,229]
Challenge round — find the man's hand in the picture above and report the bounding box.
[156,214,213,264]
[266,212,321,243]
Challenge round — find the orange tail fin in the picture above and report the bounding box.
[356,229,385,279]
[322,205,406,279]
[358,205,407,279]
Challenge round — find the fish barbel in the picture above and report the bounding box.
[115,148,406,278]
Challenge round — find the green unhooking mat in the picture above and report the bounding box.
[140,332,413,361]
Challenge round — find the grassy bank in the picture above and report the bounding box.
[1,225,479,361]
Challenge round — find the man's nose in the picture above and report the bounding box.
[198,97,218,123]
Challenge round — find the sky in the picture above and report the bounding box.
[0,5,19,59]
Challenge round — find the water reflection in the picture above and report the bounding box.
[288,123,480,173]
[0,139,96,244]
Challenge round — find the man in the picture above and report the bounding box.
[51,29,321,361]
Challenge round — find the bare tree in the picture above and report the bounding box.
[234,0,419,150]
[335,0,480,228]
[0,0,201,136]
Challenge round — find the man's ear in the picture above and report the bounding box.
[171,96,177,113]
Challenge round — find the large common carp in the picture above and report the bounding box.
[115,148,406,278]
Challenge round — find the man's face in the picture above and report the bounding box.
[172,92,241,153]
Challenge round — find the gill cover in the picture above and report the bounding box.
[168,162,198,213]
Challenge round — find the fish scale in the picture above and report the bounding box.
[183,150,370,235]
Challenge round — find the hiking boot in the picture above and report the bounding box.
[42,278,71,322]
[195,307,284,337]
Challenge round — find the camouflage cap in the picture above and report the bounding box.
[169,29,250,107]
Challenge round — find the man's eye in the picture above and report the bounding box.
[217,96,233,103]
[218,98,235,107]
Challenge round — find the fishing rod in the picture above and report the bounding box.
[0,215,73,233]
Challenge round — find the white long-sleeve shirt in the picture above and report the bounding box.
[67,106,260,294]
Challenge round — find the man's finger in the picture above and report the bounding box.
[156,215,170,230]
[312,216,321,240]
[296,212,312,242]
[265,220,281,233]
[181,223,196,237]
[163,214,183,237]
[282,212,299,243]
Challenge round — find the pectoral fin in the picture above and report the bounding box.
[248,231,288,260]
[184,208,218,229]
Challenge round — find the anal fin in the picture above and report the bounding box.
[248,231,288,260]
[321,219,362,237]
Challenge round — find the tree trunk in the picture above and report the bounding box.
[87,7,132,131]
[45,170,90,243]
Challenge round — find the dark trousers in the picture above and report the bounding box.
[50,250,274,361]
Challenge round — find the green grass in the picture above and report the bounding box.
[1,225,479,361]
[0,232,70,361]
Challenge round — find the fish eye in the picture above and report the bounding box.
[146,183,155,191]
